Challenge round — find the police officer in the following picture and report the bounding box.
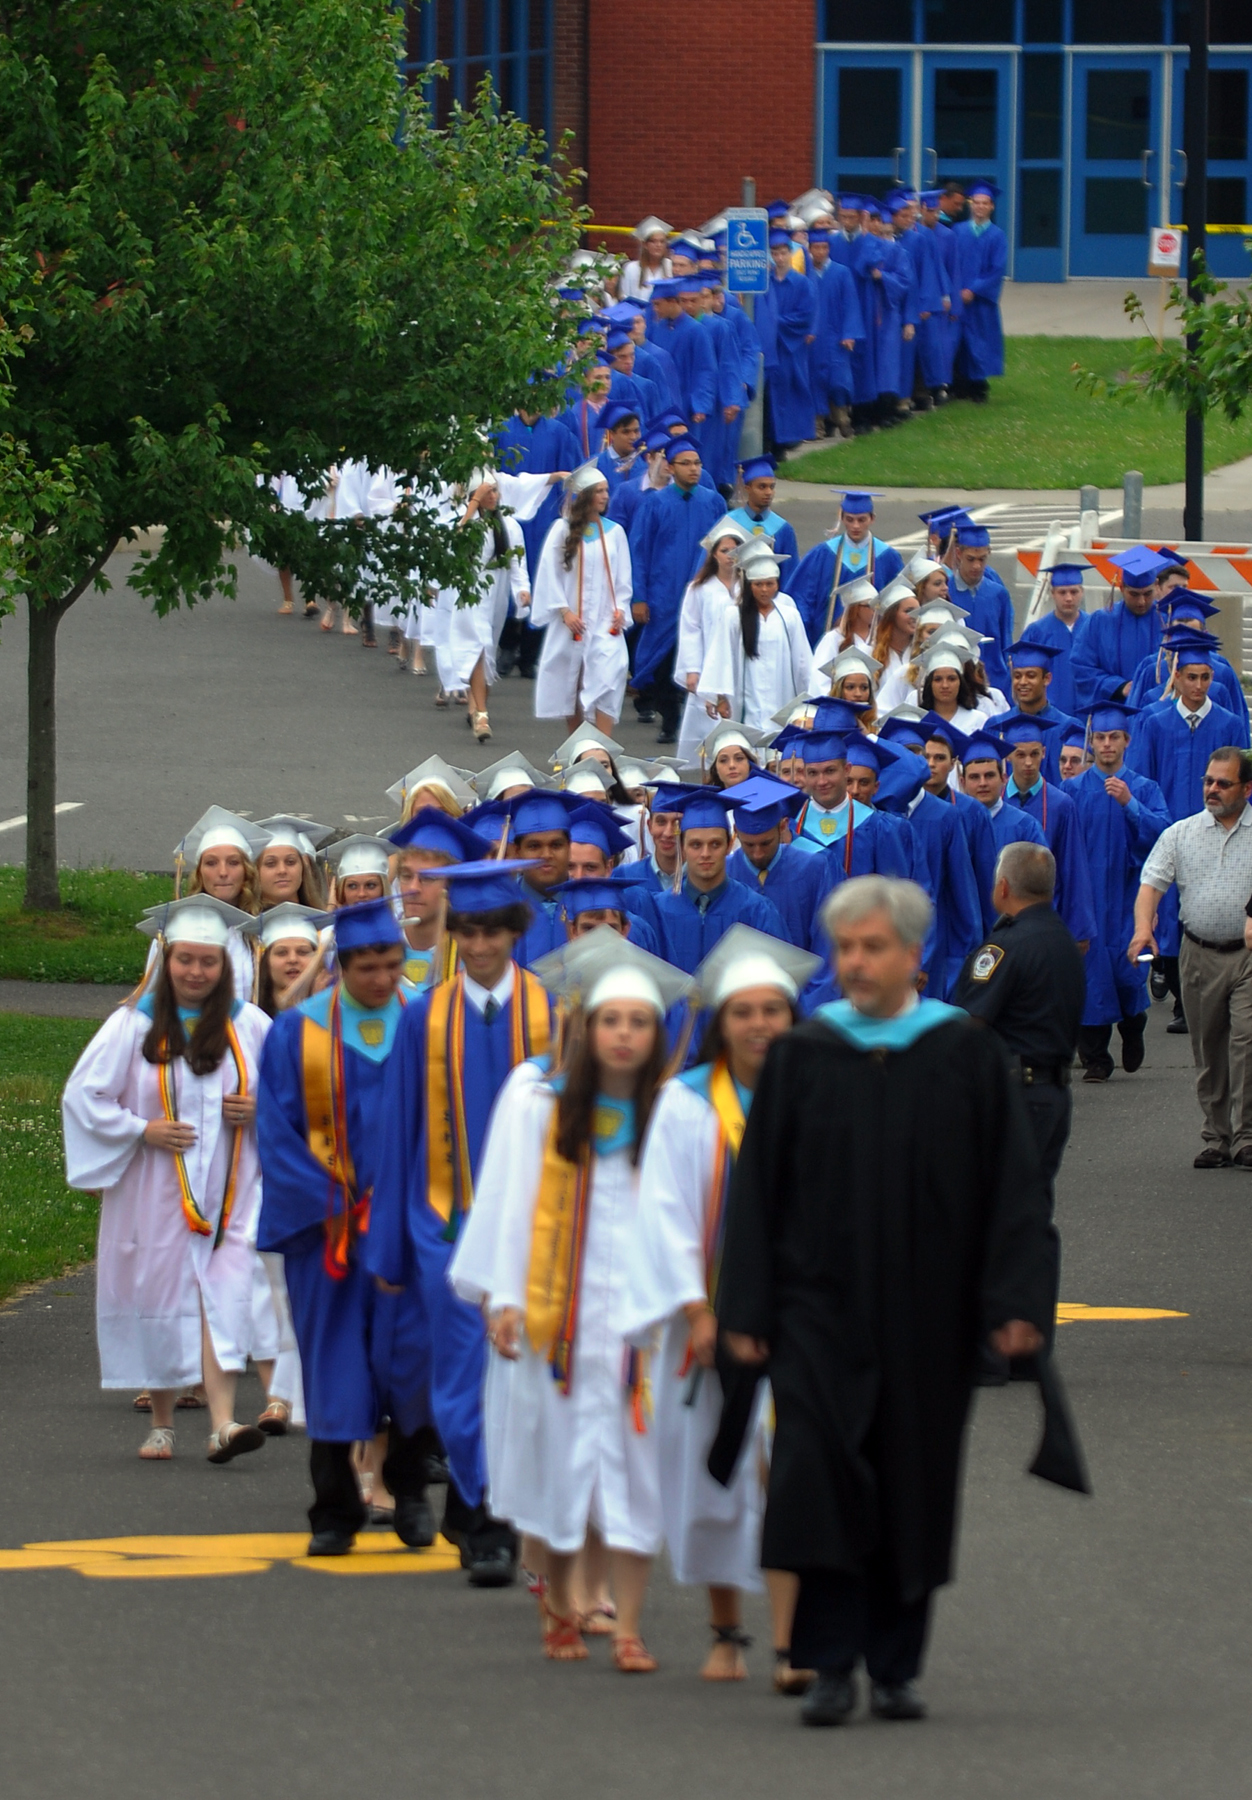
[951,840,1085,1370]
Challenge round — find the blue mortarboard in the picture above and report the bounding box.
[444,859,539,916]
[556,285,587,302]
[839,490,882,513]
[598,399,640,431]
[836,192,866,209]
[920,189,943,207]
[885,190,914,213]
[810,697,869,737]
[997,710,1061,746]
[1155,546,1189,569]
[507,789,587,837]
[966,179,1000,199]
[852,736,930,812]
[598,301,644,326]
[808,227,831,244]
[670,232,704,256]
[604,329,633,352]
[768,723,813,760]
[1109,546,1168,586]
[669,789,737,833]
[651,409,688,432]
[1159,588,1219,620]
[675,277,703,295]
[664,435,701,462]
[387,807,492,862]
[956,524,991,548]
[842,737,892,772]
[1048,563,1086,586]
[738,454,777,482]
[594,350,614,367]
[1007,638,1063,668]
[919,711,970,757]
[569,804,633,859]
[801,732,849,764]
[876,714,929,748]
[1060,723,1090,749]
[1162,629,1218,666]
[647,781,704,813]
[649,277,683,299]
[960,729,1008,764]
[721,775,806,833]
[577,317,606,337]
[551,877,632,920]
[644,426,673,454]
[768,230,793,248]
[331,894,403,951]
[766,200,791,218]
[1087,701,1139,732]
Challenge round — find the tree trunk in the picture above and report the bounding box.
[24,596,67,911]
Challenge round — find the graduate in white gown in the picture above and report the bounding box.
[147,807,268,1004]
[698,542,813,736]
[449,931,693,1671]
[622,926,821,1681]
[809,575,881,681]
[432,473,529,743]
[531,463,632,732]
[675,518,753,764]
[62,897,272,1464]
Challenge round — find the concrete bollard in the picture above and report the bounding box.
[1123,471,1144,538]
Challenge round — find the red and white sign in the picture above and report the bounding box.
[1148,228,1182,276]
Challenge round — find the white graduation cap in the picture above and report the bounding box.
[469,753,554,801]
[795,196,836,227]
[792,187,834,214]
[915,599,969,628]
[256,815,334,857]
[634,216,673,240]
[618,756,677,790]
[919,644,967,678]
[880,702,928,725]
[874,575,918,610]
[771,696,817,728]
[256,902,324,951]
[563,762,613,797]
[837,576,879,609]
[820,645,884,683]
[324,835,393,880]
[138,894,256,949]
[695,924,822,1011]
[384,755,477,812]
[905,552,946,583]
[567,461,609,496]
[700,213,728,237]
[930,625,991,659]
[700,515,757,553]
[548,722,625,774]
[699,721,770,763]
[533,924,693,1017]
[175,806,268,867]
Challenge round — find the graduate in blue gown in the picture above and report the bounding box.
[1126,591,1249,733]
[1005,639,1078,785]
[1019,562,1092,717]
[1072,546,1167,708]
[592,400,645,503]
[807,232,864,426]
[563,806,662,953]
[388,807,494,990]
[647,786,787,972]
[1068,703,1171,1080]
[725,454,799,564]
[257,897,433,1554]
[952,180,1007,393]
[646,278,718,424]
[947,520,1014,693]
[867,204,917,418]
[365,863,554,1584]
[723,774,837,951]
[875,732,983,995]
[786,710,913,876]
[756,231,816,448]
[503,789,589,969]
[953,726,1051,907]
[788,489,904,645]
[999,712,1099,946]
[686,278,746,492]
[495,400,580,675]
[901,204,950,396]
[882,712,1004,937]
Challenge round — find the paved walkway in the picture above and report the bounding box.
[0,981,130,1019]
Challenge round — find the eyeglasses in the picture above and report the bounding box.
[1204,777,1238,790]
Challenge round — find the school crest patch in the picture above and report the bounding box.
[969,945,1005,983]
[357,1018,387,1048]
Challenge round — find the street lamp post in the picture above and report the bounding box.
[1183,0,1209,541]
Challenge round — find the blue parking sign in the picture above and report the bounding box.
[725,208,770,294]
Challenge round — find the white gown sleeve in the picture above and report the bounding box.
[495,469,555,523]
[619,1081,717,1341]
[448,1061,550,1308]
[505,516,529,602]
[61,1008,151,1191]
[529,520,568,630]
[607,521,632,613]
[781,595,814,697]
[696,604,742,708]
[675,581,704,678]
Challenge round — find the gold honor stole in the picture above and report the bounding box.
[678,1060,747,1378]
[524,1108,592,1396]
[301,987,406,1279]
[156,1021,249,1247]
[425,969,550,1240]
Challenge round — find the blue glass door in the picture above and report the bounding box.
[1070,55,1163,277]
[922,52,1016,255]
[1169,54,1252,281]
[819,52,915,202]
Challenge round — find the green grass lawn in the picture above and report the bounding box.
[0,867,172,984]
[786,336,1252,489]
[0,1013,101,1302]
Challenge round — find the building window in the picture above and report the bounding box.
[934,69,999,161]
[922,0,1014,42]
[838,67,902,159]
[821,0,913,40]
[1022,54,1063,160]
[1208,177,1247,225]
[1023,0,1063,42]
[1073,0,1164,45]
[1085,70,1151,160]
[1209,71,1249,165]
[1085,177,1149,233]
[1020,168,1063,246]
[1174,0,1251,46]
[403,1,552,144]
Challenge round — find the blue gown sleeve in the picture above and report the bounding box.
[1072,614,1126,708]
[362,1001,428,1288]
[256,1011,328,1255]
[1051,800,1099,946]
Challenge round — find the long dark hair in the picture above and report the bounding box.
[920,666,979,712]
[740,577,774,661]
[141,947,236,1075]
[562,487,604,570]
[696,995,798,1065]
[485,509,510,565]
[696,536,741,588]
[574,752,633,806]
[555,1006,667,1167]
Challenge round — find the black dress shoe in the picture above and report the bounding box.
[393,1493,436,1548]
[1166,1014,1189,1035]
[1194,1147,1232,1169]
[1233,1147,1252,1170]
[634,707,657,724]
[655,729,678,745]
[801,1670,857,1727]
[307,1529,354,1556]
[422,1450,451,1487]
[1082,1063,1112,1083]
[870,1680,926,1721]
[1121,1022,1147,1073]
[466,1544,517,1588]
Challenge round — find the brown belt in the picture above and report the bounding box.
[1183,928,1246,955]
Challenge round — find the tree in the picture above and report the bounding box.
[0,0,585,908]
[1076,262,1252,425]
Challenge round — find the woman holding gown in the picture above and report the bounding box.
[623,926,821,1683]
[698,544,812,736]
[531,464,631,734]
[433,475,530,744]
[675,519,752,764]
[62,897,272,1463]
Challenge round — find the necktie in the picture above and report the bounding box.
[696,891,711,916]
[482,997,500,1024]
[1188,713,1199,732]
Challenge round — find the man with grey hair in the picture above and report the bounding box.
[717,875,1055,1728]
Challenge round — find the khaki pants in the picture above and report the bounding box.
[1179,937,1252,1155]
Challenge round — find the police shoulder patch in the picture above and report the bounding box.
[970,944,1005,983]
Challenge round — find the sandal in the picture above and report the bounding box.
[256,1399,290,1436]
[387,627,403,656]
[175,1386,206,1409]
[702,1624,751,1682]
[139,1427,175,1461]
[612,1634,658,1674]
[434,688,448,708]
[773,1648,817,1696]
[207,1421,266,1464]
[278,599,294,615]
[133,1391,152,1413]
[544,1607,588,1662]
[303,601,319,619]
[579,1601,617,1637]
[472,711,492,743]
[525,1568,549,1639]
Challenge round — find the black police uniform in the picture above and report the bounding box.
[952,900,1085,1356]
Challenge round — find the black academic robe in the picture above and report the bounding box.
[716,1015,1053,1602]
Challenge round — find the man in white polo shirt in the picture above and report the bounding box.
[1130,747,1252,1168]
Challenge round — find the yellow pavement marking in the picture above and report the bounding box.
[1056,1303,1189,1324]
[0,1531,463,1579]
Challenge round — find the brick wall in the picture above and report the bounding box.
[551,0,588,199]
[584,0,815,236]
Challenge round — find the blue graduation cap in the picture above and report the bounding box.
[919,711,970,758]
[876,714,929,749]
[1155,546,1189,569]
[960,728,1009,764]
[1109,546,1168,586]
[720,775,806,833]
[836,192,866,210]
[956,523,991,548]
[443,859,541,916]
[738,454,777,482]
[604,329,633,351]
[550,877,632,921]
[569,804,633,860]
[1060,723,1090,749]
[599,399,640,432]
[997,710,1061,746]
[1048,563,1086,587]
[1159,589,1219,620]
[649,277,684,299]
[1087,700,1139,733]
[1161,629,1218,666]
[664,435,702,462]
[593,350,615,368]
[838,490,882,513]
[768,230,793,248]
[556,285,588,302]
[920,189,944,207]
[966,179,1000,199]
[885,189,916,213]
[331,894,403,951]
[668,789,737,833]
[842,737,892,772]
[678,277,707,295]
[506,789,587,837]
[597,301,645,327]
[801,731,849,764]
[768,723,814,760]
[651,409,688,433]
[387,808,493,862]
[1007,638,1063,669]
[766,200,791,218]
[808,227,831,244]
[810,697,869,737]
[643,426,673,454]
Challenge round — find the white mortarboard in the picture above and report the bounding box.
[256,902,324,951]
[325,835,393,880]
[792,187,834,214]
[634,216,673,240]
[737,552,785,582]
[617,756,675,789]
[256,815,334,857]
[695,924,821,1011]
[567,461,610,496]
[385,755,476,811]
[548,722,625,773]
[820,645,884,682]
[700,516,756,553]
[700,213,728,237]
[837,576,879,609]
[771,696,817,727]
[874,575,918,610]
[563,763,613,797]
[533,925,693,1017]
[175,806,267,866]
[930,625,991,658]
[905,553,946,583]
[795,197,835,226]
[699,721,770,762]
[138,894,255,949]
[919,644,966,678]
[915,599,969,627]
[469,753,554,801]
[881,702,928,724]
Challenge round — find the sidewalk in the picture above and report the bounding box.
[1002,278,1248,338]
[0,981,129,1019]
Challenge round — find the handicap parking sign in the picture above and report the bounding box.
[725,208,770,294]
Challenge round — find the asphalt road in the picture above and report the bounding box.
[1,1004,1249,1800]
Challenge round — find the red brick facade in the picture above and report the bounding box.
[582,1,815,236]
